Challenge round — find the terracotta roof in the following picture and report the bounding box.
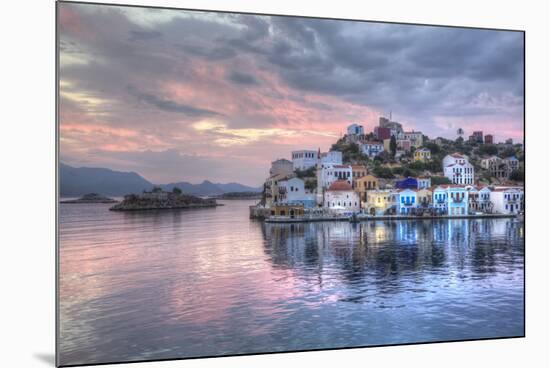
[332,164,351,169]
[327,180,353,191]
[450,153,464,158]
[435,184,467,189]
[351,164,367,170]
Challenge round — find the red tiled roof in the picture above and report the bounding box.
[327,180,353,191]
[332,165,351,169]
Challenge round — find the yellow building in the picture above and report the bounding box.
[269,204,305,218]
[351,165,368,181]
[264,173,291,207]
[414,147,431,162]
[364,189,395,216]
[354,174,379,201]
[417,188,433,207]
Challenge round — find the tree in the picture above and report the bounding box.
[424,142,440,154]
[476,144,498,156]
[389,135,397,157]
[172,187,182,195]
[499,147,516,159]
[431,176,452,185]
[295,166,316,178]
[304,178,317,192]
[373,166,394,179]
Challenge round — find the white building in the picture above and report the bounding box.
[397,188,418,215]
[402,131,424,148]
[490,187,524,214]
[466,185,492,213]
[347,123,364,136]
[324,180,360,213]
[361,141,384,157]
[277,177,316,208]
[443,153,474,185]
[291,150,318,171]
[316,162,352,206]
[318,164,352,189]
[417,177,431,189]
[320,151,343,166]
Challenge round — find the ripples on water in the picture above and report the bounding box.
[59,200,524,366]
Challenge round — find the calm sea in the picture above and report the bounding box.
[59,199,524,366]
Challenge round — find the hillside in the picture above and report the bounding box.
[60,163,261,197]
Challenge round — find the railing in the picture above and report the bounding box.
[452,197,464,203]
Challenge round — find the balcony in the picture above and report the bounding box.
[403,202,414,207]
[451,197,464,203]
[436,199,446,204]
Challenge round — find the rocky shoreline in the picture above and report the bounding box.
[109,190,220,211]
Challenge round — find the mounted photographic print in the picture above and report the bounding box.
[57,1,525,366]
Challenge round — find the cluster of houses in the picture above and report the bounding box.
[257,120,524,219]
[345,117,424,159]
[262,152,523,218]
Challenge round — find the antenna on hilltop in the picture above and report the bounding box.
[389,111,392,121]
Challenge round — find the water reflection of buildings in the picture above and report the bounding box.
[262,218,524,290]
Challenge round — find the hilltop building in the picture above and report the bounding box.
[480,155,518,180]
[291,150,318,171]
[469,131,483,143]
[403,131,424,148]
[347,123,364,136]
[379,116,403,138]
[443,153,474,185]
[374,126,391,140]
[414,148,431,162]
[361,141,384,157]
[320,151,343,166]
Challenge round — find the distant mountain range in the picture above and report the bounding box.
[60,163,261,197]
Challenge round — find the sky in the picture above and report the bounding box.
[58,2,524,186]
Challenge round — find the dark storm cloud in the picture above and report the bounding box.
[129,30,162,41]
[59,3,523,183]
[226,70,259,86]
[128,86,222,117]
[220,15,523,121]
[178,44,237,60]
